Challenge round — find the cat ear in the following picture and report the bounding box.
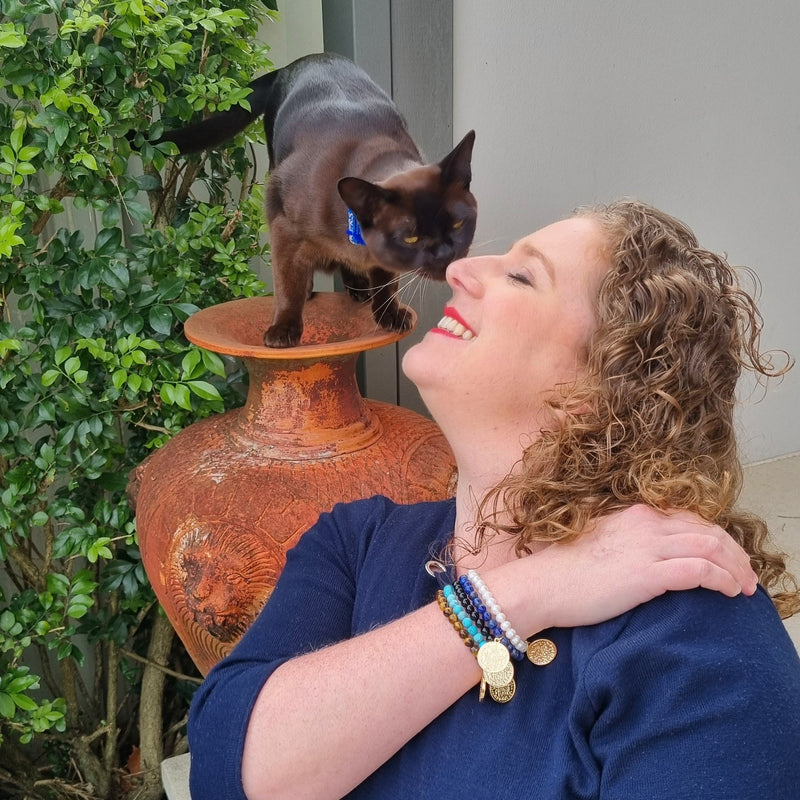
[438,130,475,190]
[337,177,389,225]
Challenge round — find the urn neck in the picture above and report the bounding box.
[233,354,382,459]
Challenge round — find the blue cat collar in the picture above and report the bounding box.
[346,209,366,246]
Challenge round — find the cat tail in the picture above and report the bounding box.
[155,72,280,155]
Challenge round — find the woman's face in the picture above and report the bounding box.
[402,216,610,435]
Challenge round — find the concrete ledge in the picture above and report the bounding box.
[162,753,192,800]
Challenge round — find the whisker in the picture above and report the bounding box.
[372,270,425,326]
[467,236,512,254]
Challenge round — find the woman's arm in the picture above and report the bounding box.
[234,504,757,800]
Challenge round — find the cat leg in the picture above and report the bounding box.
[368,268,412,332]
[339,265,372,303]
[264,218,315,347]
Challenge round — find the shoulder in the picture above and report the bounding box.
[577,586,800,711]
[289,495,455,568]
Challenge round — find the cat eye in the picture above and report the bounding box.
[403,235,419,244]
[452,219,464,230]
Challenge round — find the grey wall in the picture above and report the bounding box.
[445,0,800,463]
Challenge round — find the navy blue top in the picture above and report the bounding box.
[188,496,800,799]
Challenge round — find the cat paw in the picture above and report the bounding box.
[264,321,303,348]
[375,303,413,333]
[347,286,372,303]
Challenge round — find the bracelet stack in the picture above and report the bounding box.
[437,568,524,703]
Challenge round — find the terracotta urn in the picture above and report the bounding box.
[128,293,456,675]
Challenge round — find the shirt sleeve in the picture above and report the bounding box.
[187,496,392,800]
[581,587,800,800]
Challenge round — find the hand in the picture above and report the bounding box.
[527,504,758,631]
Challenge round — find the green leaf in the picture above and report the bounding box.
[181,348,201,379]
[201,349,226,377]
[112,368,127,390]
[0,693,15,719]
[149,305,173,335]
[102,203,121,228]
[160,383,176,405]
[41,369,61,387]
[12,693,38,712]
[102,262,130,291]
[18,146,41,161]
[174,383,192,410]
[53,116,70,147]
[95,227,122,256]
[187,380,222,402]
[157,275,185,301]
[54,346,71,365]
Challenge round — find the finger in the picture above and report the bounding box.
[653,557,745,598]
[657,532,757,593]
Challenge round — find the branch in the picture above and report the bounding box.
[132,419,170,435]
[31,176,73,238]
[119,646,202,685]
[5,545,45,592]
[137,612,176,799]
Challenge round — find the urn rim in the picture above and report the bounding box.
[185,293,417,359]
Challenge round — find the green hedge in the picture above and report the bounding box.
[0,1,275,796]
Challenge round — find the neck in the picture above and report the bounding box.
[449,443,526,572]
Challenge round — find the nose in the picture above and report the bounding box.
[446,254,494,297]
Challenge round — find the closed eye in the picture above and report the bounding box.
[507,271,534,287]
[452,219,464,230]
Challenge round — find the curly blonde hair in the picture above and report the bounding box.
[479,200,798,617]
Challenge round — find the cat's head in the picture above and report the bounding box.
[337,130,477,280]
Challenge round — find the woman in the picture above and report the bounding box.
[188,201,800,799]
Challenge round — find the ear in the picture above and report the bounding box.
[438,130,475,189]
[337,177,390,226]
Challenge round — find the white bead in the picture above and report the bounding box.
[501,620,511,632]
[496,612,506,624]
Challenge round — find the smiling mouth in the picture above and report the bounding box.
[436,311,475,340]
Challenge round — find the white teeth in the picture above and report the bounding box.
[437,315,475,340]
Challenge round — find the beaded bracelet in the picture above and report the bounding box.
[443,583,489,646]
[467,569,528,658]
[440,580,517,703]
[436,588,482,655]
[452,580,492,642]
[459,574,525,662]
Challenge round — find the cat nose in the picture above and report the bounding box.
[432,243,454,263]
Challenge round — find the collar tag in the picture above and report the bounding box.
[346,209,367,246]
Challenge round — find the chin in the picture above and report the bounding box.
[401,340,448,414]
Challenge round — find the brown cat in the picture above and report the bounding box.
[158,52,477,347]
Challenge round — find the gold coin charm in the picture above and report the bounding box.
[479,676,487,702]
[489,679,516,703]
[527,638,557,666]
[477,640,510,673]
[483,662,514,688]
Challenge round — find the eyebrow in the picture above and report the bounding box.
[519,242,556,285]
